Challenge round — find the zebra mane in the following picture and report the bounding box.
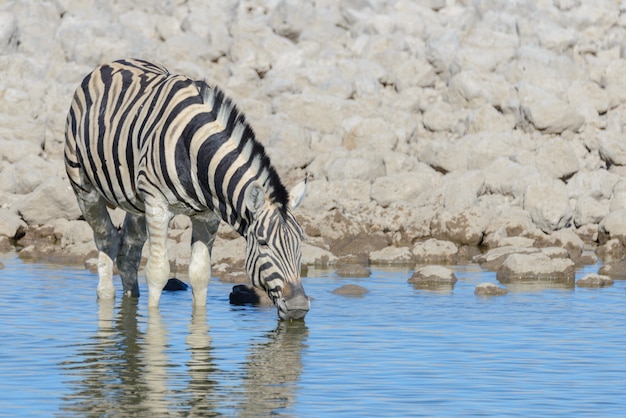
[195,80,290,216]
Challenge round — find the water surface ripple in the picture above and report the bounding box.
[0,256,624,416]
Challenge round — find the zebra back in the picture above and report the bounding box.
[65,58,291,235]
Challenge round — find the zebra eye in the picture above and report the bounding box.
[257,238,268,246]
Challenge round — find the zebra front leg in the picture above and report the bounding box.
[74,184,121,299]
[117,213,147,298]
[144,201,172,308]
[189,212,220,307]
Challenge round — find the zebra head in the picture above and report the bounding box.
[243,177,310,320]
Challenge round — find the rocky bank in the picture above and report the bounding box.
[1,0,626,285]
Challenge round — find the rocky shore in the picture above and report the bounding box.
[1,0,626,287]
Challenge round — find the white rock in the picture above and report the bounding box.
[370,168,441,208]
[573,196,609,227]
[0,208,26,238]
[599,209,626,245]
[517,83,585,134]
[369,246,414,265]
[17,178,82,226]
[523,178,573,233]
[412,238,458,263]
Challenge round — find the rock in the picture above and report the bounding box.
[596,239,625,261]
[549,228,584,260]
[409,266,457,290]
[533,138,579,180]
[370,167,441,208]
[474,282,508,296]
[412,238,458,263]
[0,236,12,252]
[598,209,626,246]
[573,196,609,227]
[229,284,272,306]
[336,264,370,278]
[474,246,540,271]
[331,284,368,297]
[0,208,26,239]
[442,170,485,212]
[523,178,573,233]
[369,246,414,266]
[517,83,585,134]
[431,207,491,246]
[576,274,613,288]
[496,252,576,283]
[16,178,82,226]
[163,278,189,291]
[598,259,626,280]
[599,131,626,166]
[483,158,541,200]
[302,242,337,267]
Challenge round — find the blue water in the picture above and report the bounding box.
[0,255,624,417]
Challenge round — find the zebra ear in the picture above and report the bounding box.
[244,182,266,215]
[288,173,309,210]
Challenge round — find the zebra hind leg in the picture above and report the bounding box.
[73,184,121,299]
[189,212,221,307]
[116,212,147,298]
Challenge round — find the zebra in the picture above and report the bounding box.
[64,58,310,320]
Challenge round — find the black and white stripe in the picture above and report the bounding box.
[64,58,309,319]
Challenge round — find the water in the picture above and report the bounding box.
[0,255,625,417]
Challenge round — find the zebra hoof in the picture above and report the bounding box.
[163,278,189,291]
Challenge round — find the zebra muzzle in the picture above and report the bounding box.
[276,289,310,321]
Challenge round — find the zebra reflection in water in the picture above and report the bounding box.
[59,301,308,416]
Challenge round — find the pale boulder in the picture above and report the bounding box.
[598,209,626,246]
[523,178,573,233]
[0,208,26,239]
[17,178,82,225]
[496,252,576,283]
[517,83,584,133]
[369,246,414,266]
[370,168,441,208]
[412,238,458,263]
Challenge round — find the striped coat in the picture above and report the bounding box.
[65,59,309,320]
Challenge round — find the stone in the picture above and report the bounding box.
[412,238,458,264]
[163,278,189,291]
[474,246,540,271]
[596,238,625,261]
[598,259,626,280]
[431,207,491,246]
[331,284,369,297]
[576,274,613,288]
[370,168,442,208]
[474,282,508,296]
[229,284,272,306]
[598,132,626,166]
[302,243,337,267]
[409,265,457,291]
[0,208,26,239]
[598,209,626,246]
[16,178,82,226]
[496,252,576,283]
[523,178,573,233]
[573,196,609,227]
[369,246,414,266]
[517,83,584,133]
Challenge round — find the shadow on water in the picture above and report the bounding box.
[58,297,308,417]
